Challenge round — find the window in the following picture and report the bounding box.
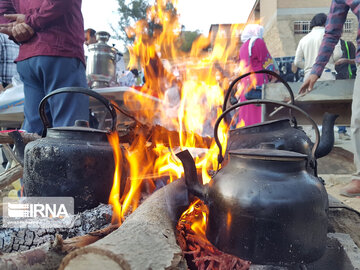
[294,19,353,34]
[344,19,352,32]
[294,21,310,34]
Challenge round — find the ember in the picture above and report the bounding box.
[177,199,251,270]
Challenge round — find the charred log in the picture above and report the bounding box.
[0,204,112,253]
[0,225,118,270]
[150,124,213,148]
[119,123,213,148]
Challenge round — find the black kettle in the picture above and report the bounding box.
[176,100,329,265]
[224,70,338,168]
[23,87,125,212]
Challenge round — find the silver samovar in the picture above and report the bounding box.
[86,31,117,88]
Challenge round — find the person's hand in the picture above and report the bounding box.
[0,21,16,36]
[298,74,319,95]
[335,58,348,66]
[335,58,355,66]
[12,22,34,42]
[4,14,26,24]
[0,14,34,42]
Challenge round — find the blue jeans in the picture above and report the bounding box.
[338,126,347,134]
[17,56,89,135]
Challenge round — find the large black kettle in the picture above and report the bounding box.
[23,87,125,212]
[224,70,338,168]
[176,100,329,265]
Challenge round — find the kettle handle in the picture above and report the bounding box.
[39,87,117,134]
[214,100,320,166]
[222,69,295,111]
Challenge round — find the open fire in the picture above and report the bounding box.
[103,0,268,268]
[106,0,246,225]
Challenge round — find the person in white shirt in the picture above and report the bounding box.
[294,13,342,81]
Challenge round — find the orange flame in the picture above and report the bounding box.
[226,211,232,231]
[108,0,253,224]
[107,131,123,225]
[180,199,208,240]
[125,0,244,178]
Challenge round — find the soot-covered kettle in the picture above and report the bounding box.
[23,87,125,212]
[176,100,329,265]
[223,70,338,169]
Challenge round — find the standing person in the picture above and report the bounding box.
[0,1,89,136]
[0,33,19,169]
[85,28,97,46]
[294,13,347,142]
[299,0,360,197]
[84,28,96,61]
[0,32,18,91]
[335,39,357,80]
[335,39,357,140]
[236,24,278,126]
[294,13,342,81]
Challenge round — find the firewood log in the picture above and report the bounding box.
[59,179,190,270]
[0,204,112,253]
[0,237,65,270]
[0,163,23,190]
[0,132,40,145]
[0,225,118,270]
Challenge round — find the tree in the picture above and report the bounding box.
[116,0,150,45]
[115,0,200,52]
[179,30,201,52]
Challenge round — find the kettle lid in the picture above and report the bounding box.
[229,148,307,161]
[46,120,110,141]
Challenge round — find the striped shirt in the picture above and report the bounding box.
[311,0,360,77]
[0,33,19,85]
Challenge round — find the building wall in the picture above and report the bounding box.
[260,0,277,28]
[277,0,331,9]
[259,0,357,58]
[247,0,260,23]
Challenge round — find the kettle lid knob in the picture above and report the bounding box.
[74,120,90,128]
[259,143,276,149]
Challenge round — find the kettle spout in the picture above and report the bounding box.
[315,112,339,158]
[176,150,206,200]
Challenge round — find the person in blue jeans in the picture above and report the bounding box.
[335,39,356,141]
[0,0,89,136]
[0,0,89,197]
[299,0,360,197]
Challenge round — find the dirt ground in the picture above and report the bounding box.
[318,133,360,212]
[324,175,360,212]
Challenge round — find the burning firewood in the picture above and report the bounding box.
[59,179,190,270]
[119,123,213,149]
[60,224,119,253]
[176,199,251,270]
